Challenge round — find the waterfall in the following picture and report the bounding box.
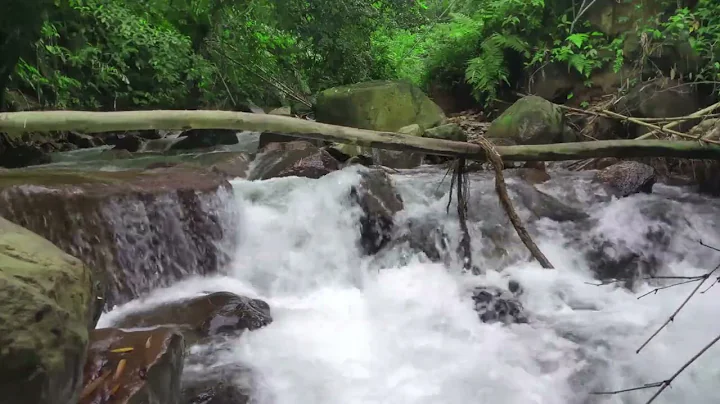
[100,165,720,403]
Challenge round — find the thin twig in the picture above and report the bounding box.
[637,278,704,300]
[455,157,474,273]
[592,381,665,395]
[636,262,720,354]
[644,332,720,404]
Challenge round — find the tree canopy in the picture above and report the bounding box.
[1,0,719,111]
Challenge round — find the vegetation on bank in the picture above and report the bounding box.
[1,0,719,112]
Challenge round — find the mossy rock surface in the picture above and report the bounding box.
[486,96,565,145]
[0,216,99,404]
[315,80,446,132]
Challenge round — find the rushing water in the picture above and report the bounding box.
[100,165,720,404]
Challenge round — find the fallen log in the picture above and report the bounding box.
[2,110,720,161]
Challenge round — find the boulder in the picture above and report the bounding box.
[616,78,701,134]
[472,284,527,324]
[248,141,340,180]
[371,149,424,169]
[350,169,404,254]
[112,133,145,152]
[486,95,565,144]
[208,153,252,179]
[528,62,578,101]
[0,132,51,168]
[66,131,105,149]
[0,217,100,404]
[595,161,656,197]
[171,129,239,151]
[111,292,272,345]
[0,167,235,307]
[80,327,185,404]
[423,123,467,142]
[315,80,446,131]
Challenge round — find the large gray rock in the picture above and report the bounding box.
[0,217,100,404]
[486,95,565,144]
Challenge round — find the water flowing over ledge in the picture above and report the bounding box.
[100,165,720,404]
[0,168,239,307]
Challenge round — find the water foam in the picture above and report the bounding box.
[101,166,720,403]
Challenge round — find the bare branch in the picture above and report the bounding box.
[636,262,720,354]
[637,278,705,300]
[592,331,720,403]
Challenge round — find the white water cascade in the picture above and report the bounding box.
[100,165,720,404]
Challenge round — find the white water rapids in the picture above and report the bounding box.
[99,165,720,404]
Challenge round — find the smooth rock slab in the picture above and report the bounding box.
[112,291,272,345]
[80,327,185,404]
[0,216,100,404]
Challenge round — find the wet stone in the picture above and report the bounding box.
[472,285,527,324]
[112,291,272,345]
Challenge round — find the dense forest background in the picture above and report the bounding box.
[1,0,718,114]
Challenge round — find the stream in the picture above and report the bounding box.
[97,164,720,404]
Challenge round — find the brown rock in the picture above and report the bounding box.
[112,134,145,152]
[595,160,656,197]
[80,327,185,404]
[0,167,235,307]
[248,141,340,180]
[111,292,272,345]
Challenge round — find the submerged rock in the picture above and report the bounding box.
[0,167,235,307]
[80,327,185,404]
[350,169,404,255]
[182,340,256,404]
[248,140,340,180]
[171,129,239,150]
[315,80,446,131]
[472,284,527,324]
[595,160,656,197]
[509,180,589,222]
[112,292,272,345]
[0,217,100,404]
[0,132,51,168]
[112,133,145,152]
[67,131,105,148]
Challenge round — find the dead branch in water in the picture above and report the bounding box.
[454,158,474,273]
[472,136,554,269]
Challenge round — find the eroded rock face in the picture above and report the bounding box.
[350,169,404,255]
[248,141,340,180]
[0,217,100,404]
[595,160,656,197]
[0,167,237,307]
[182,340,255,404]
[508,180,589,222]
[80,327,185,404]
[111,292,272,345]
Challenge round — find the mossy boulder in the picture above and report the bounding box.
[423,123,466,142]
[315,80,446,131]
[0,216,100,404]
[486,96,565,145]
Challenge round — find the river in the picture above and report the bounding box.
[98,164,720,404]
